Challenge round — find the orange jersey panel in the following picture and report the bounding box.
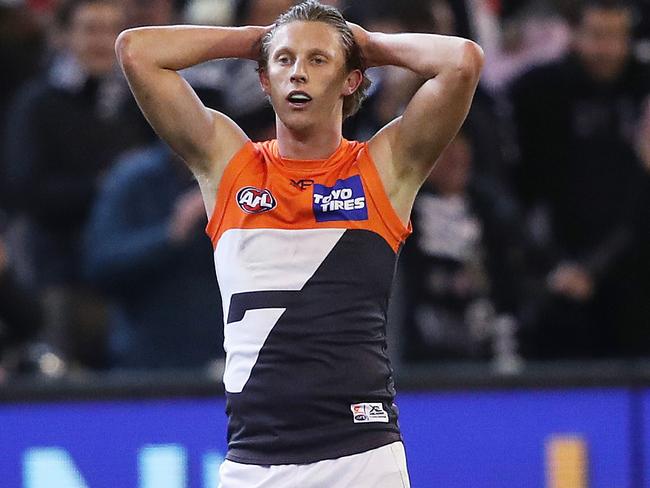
[206,139,411,252]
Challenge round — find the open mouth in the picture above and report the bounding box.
[286,90,313,106]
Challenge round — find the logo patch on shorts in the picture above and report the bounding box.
[313,175,368,222]
[351,402,389,423]
[236,186,277,214]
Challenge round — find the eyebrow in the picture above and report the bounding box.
[273,47,334,58]
[310,49,333,58]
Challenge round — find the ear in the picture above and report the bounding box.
[341,69,363,97]
[259,68,271,95]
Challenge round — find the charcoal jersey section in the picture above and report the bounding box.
[207,139,411,465]
[217,228,402,464]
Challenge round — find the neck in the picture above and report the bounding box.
[275,118,342,160]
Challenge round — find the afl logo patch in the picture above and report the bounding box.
[236,186,277,214]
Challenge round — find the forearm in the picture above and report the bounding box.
[114,25,256,170]
[116,25,267,71]
[362,31,483,79]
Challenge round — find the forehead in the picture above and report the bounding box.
[270,21,344,57]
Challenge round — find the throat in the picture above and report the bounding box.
[276,120,342,160]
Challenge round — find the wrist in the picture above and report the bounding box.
[362,31,402,69]
[241,25,265,60]
[240,25,271,61]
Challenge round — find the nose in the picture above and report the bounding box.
[290,60,308,84]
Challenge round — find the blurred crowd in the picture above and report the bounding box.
[0,0,649,379]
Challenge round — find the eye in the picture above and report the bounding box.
[312,56,326,65]
[276,55,291,65]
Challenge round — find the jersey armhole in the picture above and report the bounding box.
[205,141,257,246]
[357,145,413,250]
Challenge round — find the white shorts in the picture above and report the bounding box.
[217,441,411,488]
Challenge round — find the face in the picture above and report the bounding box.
[68,1,124,76]
[260,21,362,133]
[574,7,632,82]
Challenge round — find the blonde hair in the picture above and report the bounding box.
[257,0,371,119]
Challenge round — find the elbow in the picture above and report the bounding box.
[114,28,141,70]
[456,40,485,83]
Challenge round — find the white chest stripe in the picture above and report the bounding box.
[215,228,345,393]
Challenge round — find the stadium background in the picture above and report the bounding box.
[1,0,650,486]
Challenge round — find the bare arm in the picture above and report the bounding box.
[115,25,267,185]
[354,27,484,220]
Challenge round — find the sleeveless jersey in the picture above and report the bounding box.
[205,138,412,465]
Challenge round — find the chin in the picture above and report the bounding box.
[279,111,318,133]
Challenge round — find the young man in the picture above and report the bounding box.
[116,1,483,486]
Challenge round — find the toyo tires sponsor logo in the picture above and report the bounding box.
[236,186,277,214]
[312,175,368,222]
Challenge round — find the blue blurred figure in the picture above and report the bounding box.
[84,143,224,369]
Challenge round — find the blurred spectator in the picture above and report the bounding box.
[1,0,149,369]
[0,1,48,210]
[615,100,650,355]
[423,0,473,38]
[343,0,472,37]
[418,0,512,185]
[0,230,43,379]
[509,0,650,359]
[473,0,570,94]
[636,0,650,62]
[83,143,224,370]
[398,132,526,367]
